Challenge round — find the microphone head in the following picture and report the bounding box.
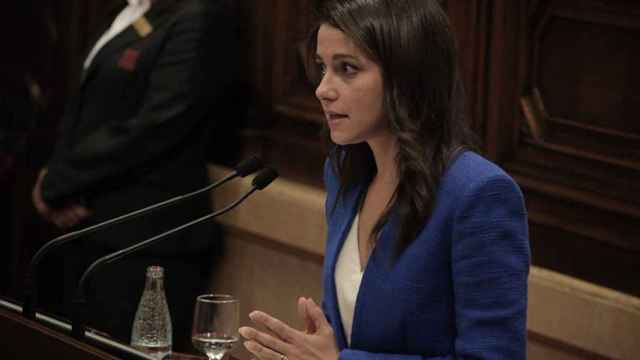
[252,168,278,190]
[235,156,264,177]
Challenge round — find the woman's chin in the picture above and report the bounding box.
[330,135,352,146]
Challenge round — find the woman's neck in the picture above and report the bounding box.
[367,134,399,187]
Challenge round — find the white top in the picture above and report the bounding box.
[83,0,151,69]
[334,213,364,346]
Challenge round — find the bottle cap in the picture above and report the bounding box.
[146,265,164,278]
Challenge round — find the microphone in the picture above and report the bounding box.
[71,167,278,339]
[22,156,263,318]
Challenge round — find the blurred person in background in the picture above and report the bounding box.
[31,0,238,351]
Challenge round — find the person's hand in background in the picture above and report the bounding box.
[32,168,91,229]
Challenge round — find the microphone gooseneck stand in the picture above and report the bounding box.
[71,167,278,339]
[22,156,263,318]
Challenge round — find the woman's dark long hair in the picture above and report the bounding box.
[308,0,478,257]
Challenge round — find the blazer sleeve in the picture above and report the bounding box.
[337,174,530,360]
[41,4,230,205]
[450,174,529,359]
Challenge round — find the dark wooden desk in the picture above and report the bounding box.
[0,299,210,360]
[175,353,242,360]
[0,304,118,360]
[172,352,207,360]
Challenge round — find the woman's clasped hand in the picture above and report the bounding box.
[239,297,339,360]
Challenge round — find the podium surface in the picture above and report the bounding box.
[0,302,118,359]
[0,298,206,360]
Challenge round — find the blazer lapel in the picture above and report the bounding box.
[349,212,397,348]
[67,12,117,138]
[79,26,138,88]
[78,12,117,85]
[325,183,365,349]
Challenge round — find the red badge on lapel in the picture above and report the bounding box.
[118,48,140,71]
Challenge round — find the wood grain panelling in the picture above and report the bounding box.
[485,0,527,160]
[446,0,491,140]
[504,0,640,295]
[241,0,325,185]
[539,19,639,135]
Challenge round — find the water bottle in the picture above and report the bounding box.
[131,265,172,359]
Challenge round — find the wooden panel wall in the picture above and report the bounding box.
[239,0,326,187]
[497,0,640,296]
[238,0,640,296]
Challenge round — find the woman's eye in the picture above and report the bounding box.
[340,63,358,76]
[317,63,327,76]
[314,61,358,80]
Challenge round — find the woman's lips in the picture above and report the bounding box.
[328,113,348,119]
[327,113,348,126]
[327,113,348,128]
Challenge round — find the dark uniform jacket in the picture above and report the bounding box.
[42,0,234,255]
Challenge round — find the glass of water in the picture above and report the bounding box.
[191,294,239,360]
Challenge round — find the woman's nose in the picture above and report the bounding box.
[315,73,338,102]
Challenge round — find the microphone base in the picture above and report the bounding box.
[22,296,35,319]
[71,298,87,340]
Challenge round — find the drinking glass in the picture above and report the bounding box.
[191,294,239,360]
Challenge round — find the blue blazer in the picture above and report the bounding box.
[322,151,530,360]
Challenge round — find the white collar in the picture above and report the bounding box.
[128,0,151,7]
